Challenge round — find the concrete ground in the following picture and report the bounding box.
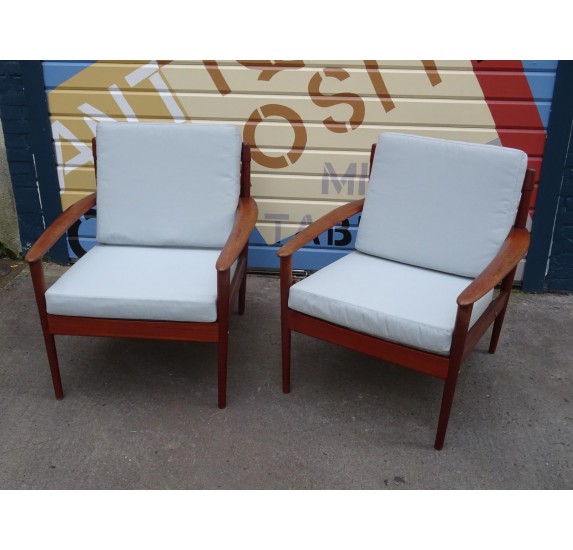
[0,262,571,489]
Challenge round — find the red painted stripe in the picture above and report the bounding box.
[472,60,526,71]
[483,101,545,129]
[472,60,547,214]
[497,130,546,155]
[469,71,547,100]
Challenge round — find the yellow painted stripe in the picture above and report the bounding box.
[50,116,501,147]
[55,141,372,175]
[49,91,501,128]
[54,166,369,201]
[61,190,95,210]
[54,63,494,99]
[91,60,475,69]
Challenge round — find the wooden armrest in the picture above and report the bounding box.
[457,228,530,307]
[25,193,97,264]
[277,199,365,258]
[216,197,258,272]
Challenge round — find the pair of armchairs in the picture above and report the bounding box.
[27,124,533,449]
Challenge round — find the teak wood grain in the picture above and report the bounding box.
[48,315,220,342]
[288,310,449,379]
[217,197,258,272]
[277,199,364,257]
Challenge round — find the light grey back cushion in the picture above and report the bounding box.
[96,123,241,248]
[355,133,527,278]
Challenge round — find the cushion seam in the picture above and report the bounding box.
[290,286,461,332]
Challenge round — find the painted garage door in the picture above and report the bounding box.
[43,60,556,274]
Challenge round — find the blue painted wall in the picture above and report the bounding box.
[523,61,573,291]
[0,61,44,251]
[0,61,67,261]
[546,147,573,290]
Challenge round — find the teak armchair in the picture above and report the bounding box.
[26,123,258,408]
[278,133,534,449]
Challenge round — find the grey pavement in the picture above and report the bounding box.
[0,262,571,489]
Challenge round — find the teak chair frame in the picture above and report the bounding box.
[26,140,257,409]
[278,143,535,450]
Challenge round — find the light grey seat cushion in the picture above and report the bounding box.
[95,122,241,248]
[288,252,493,355]
[356,133,527,278]
[46,245,236,322]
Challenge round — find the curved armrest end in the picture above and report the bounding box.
[277,199,365,258]
[457,228,530,307]
[25,193,97,264]
[216,197,258,272]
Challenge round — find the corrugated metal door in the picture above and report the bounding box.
[43,60,556,274]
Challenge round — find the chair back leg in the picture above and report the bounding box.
[238,247,248,316]
[217,336,228,409]
[435,357,461,450]
[282,327,291,393]
[489,268,517,354]
[489,308,508,354]
[44,332,64,400]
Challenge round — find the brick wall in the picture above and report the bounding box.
[0,61,67,263]
[0,61,45,251]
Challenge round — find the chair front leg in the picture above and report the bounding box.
[280,255,293,393]
[435,304,472,450]
[29,261,64,399]
[217,269,231,408]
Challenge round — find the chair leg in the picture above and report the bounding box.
[29,260,64,399]
[43,332,64,400]
[217,334,228,409]
[434,359,461,450]
[435,304,471,449]
[217,270,230,409]
[238,247,248,316]
[490,275,516,354]
[282,325,291,393]
[280,256,292,394]
[238,270,247,315]
[489,307,508,354]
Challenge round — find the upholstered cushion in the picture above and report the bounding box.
[355,133,527,278]
[288,252,493,355]
[96,122,241,248]
[45,245,236,322]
